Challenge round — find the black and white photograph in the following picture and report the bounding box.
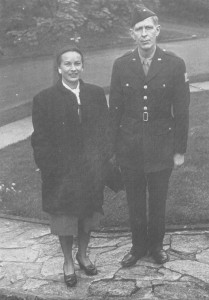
[0,0,209,298]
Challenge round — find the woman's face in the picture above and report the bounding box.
[58,51,83,87]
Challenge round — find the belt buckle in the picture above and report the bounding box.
[143,112,148,122]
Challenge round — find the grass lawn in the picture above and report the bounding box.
[0,91,209,228]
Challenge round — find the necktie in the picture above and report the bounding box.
[143,59,149,76]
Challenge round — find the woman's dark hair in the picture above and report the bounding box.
[56,44,84,67]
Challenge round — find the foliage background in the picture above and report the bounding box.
[0,0,208,57]
[0,0,155,55]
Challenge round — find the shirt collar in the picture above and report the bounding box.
[62,80,81,104]
[138,46,156,65]
[62,80,80,93]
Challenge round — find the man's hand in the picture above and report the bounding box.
[173,153,184,168]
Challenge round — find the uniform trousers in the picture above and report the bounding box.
[121,167,172,255]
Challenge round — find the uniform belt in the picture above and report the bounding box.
[121,113,172,122]
[142,112,172,122]
[143,112,148,122]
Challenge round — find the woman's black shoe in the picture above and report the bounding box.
[63,263,77,287]
[63,271,77,287]
[76,253,98,276]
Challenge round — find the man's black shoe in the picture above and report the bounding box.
[151,249,169,264]
[121,249,147,268]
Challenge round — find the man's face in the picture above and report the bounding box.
[130,17,160,53]
[58,51,83,86]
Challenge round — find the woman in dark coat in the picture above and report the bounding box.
[31,45,109,287]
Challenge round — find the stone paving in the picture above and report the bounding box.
[1,218,209,299]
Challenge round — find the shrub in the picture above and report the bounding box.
[0,0,160,48]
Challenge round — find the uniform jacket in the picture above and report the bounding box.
[31,79,109,216]
[108,46,190,172]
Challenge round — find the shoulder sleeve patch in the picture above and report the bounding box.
[184,72,189,82]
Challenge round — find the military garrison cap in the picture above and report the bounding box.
[130,5,156,27]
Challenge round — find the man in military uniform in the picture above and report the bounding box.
[108,5,190,267]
